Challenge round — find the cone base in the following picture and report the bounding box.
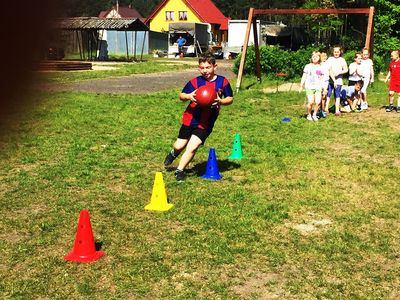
[228,154,243,160]
[201,174,223,180]
[145,203,173,211]
[64,250,104,263]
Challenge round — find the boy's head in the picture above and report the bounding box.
[354,80,364,92]
[391,50,400,60]
[199,51,216,65]
[354,52,362,63]
[198,51,217,81]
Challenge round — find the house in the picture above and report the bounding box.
[99,4,144,21]
[98,5,149,58]
[145,0,229,45]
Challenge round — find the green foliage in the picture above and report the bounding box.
[369,0,400,58]
[233,46,315,79]
[234,45,387,80]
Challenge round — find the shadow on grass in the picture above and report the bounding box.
[192,159,241,175]
[165,159,241,176]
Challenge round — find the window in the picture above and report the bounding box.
[179,11,188,21]
[166,11,174,21]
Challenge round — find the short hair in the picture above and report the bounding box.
[362,47,370,53]
[355,80,364,87]
[199,51,216,65]
[354,52,362,58]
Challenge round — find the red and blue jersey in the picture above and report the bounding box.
[181,75,233,132]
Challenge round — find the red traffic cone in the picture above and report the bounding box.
[64,209,104,263]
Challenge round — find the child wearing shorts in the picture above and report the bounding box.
[299,51,325,121]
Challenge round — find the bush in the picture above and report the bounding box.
[233,46,389,80]
[233,46,317,80]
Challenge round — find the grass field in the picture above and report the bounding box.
[1,65,400,299]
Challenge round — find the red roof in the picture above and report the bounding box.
[186,0,229,30]
[145,0,229,30]
[99,5,143,20]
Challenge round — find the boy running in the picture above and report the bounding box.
[164,51,233,181]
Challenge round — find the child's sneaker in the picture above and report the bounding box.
[321,111,328,118]
[306,114,313,121]
[361,103,368,110]
[397,106,400,113]
[312,115,319,121]
[174,169,185,182]
[164,151,177,166]
[386,104,394,112]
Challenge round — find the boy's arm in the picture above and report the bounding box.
[385,70,391,83]
[179,90,196,102]
[217,96,233,106]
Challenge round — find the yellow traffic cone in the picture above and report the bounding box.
[145,172,173,211]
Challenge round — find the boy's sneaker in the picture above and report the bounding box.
[312,115,319,121]
[164,151,176,166]
[397,106,400,113]
[306,114,313,121]
[386,104,394,112]
[321,111,328,118]
[174,169,185,182]
[361,103,368,110]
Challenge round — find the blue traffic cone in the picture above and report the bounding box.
[202,147,223,180]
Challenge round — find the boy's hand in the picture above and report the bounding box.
[189,90,197,103]
[211,91,221,107]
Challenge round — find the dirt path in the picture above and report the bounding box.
[36,60,236,94]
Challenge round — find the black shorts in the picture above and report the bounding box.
[178,125,210,144]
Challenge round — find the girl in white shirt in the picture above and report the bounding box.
[325,46,348,116]
[299,51,325,121]
[360,48,374,110]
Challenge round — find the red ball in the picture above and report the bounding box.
[195,85,217,107]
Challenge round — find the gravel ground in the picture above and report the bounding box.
[35,60,236,94]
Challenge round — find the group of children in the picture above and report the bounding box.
[300,46,380,121]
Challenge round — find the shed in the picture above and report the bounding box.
[52,17,149,60]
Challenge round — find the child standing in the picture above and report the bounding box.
[385,50,400,112]
[360,48,374,110]
[348,53,364,86]
[164,52,233,181]
[325,46,348,116]
[320,51,330,117]
[299,51,325,121]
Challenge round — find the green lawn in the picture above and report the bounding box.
[1,68,399,299]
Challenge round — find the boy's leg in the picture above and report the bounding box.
[176,135,202,171]
[164,138,187,166]
[386,91,394,112]
[397,92,400,112]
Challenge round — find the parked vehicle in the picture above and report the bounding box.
[168,22,211,57]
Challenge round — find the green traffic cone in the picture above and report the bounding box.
[228,133,243,160]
